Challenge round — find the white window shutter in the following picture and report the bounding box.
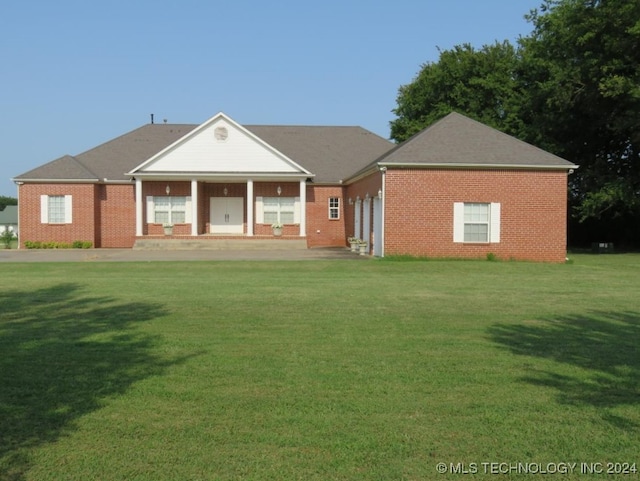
[255,196,264,223]
[146,196,154,223]
[64,195,73,223]
[185,196,192,223]
[453,202,464,242]
[490,203,501,243]
[294,196,301,224]
[40,195,48,224]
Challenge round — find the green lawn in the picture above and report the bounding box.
[1,254,639,480]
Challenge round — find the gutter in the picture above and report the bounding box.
[377,162,580,171]
[342,161,578,186]
[12,178,101,183]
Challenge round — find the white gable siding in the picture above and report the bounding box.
[142,119,301,174]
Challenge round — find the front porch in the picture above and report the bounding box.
[135,179,309,240]
[133,236,308,251]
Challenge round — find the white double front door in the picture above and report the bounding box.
[210,197,244,234]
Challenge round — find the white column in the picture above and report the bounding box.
[363,196,371,249]
[135,179,143,236]
[191,179,198,236]
[299,179,306,236]
[246,179,254,236]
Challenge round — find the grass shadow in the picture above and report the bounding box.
[487,310,640,427]
[0,283,180,480]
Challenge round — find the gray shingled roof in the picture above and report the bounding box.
[375,112,576,169]
[15,154,100,181]
[14,112,574,187]
[0,205,18,225]
[14,124,198,182]
[14,123,393,184]
[245,125,393,183]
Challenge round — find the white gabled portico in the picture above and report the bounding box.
[127,112,313,238]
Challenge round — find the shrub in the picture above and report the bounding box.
[0,229,15,248]
[23,240,92,249]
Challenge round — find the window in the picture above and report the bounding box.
[146,196,191,224]
[262,197,295,224]
[40,195,72,224]
[48,196,66,224]
[464,203,489,242]
[328,197,340,219]
[453,202,500,243]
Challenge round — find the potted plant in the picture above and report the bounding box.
[358,239,368,255]
[348,237,359,252]
[271,222,283,236]
[163,223,174,235]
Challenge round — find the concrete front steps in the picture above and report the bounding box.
[133,237,308,251]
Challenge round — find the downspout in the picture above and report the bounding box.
[380,166,386,258]
[15,181,22,249]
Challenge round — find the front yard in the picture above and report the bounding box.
[1,254,638,480]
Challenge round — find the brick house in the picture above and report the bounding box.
[13,112,577,261]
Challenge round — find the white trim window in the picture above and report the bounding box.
[257,196,299,224]
[328,197,340,220]
[453,202,500,243]
[146,196,192,224]
[40,195,72,224]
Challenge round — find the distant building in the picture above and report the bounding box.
[0,205,18,236]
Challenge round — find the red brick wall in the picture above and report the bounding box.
[383,168,569,262]
[98,184,136,247]
[17,171,569,260]
[18,183,97,248]
[306,185,346,247]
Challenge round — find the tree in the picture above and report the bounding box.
[390,41,524,142]
[0,196,17,211]
[518,0,640,231]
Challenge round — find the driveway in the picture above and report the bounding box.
[0,247,369,262]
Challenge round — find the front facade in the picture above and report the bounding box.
[13,112,577,262]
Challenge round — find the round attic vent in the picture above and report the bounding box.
[214,126,228,141]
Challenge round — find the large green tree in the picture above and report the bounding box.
[390,41,523,142]
[0,196,17,211]
[518,0,640,232]
[390,0,640,246]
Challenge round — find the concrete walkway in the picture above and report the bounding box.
[0,247,369,262]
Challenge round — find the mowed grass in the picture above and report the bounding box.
[1,254,639,480]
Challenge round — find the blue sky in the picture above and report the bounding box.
[1,0,541,196]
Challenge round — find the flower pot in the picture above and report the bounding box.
[358,243,368,255]
[272,227,283,237]
[163,226,173,236]
[350,241,358,252]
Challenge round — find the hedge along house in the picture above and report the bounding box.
[13,111,577,261]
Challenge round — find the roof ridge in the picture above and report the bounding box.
[63,154,100,179]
